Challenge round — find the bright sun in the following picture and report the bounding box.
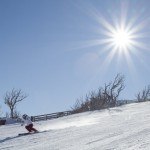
[76,2,146,64]
[74,1,148,77]
[111,29,132,49]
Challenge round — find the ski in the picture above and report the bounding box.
[18,132,33,136]
[18,130,47,136]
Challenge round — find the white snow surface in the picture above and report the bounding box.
[1,102,150,150]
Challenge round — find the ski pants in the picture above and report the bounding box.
[25,123,37,132]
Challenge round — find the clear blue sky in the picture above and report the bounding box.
[0,0,150,116]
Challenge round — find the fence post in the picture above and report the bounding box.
[31,116,34,122]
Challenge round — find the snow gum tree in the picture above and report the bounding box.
[4,89,27,118]
[102,73,125,107]
[72,74,125,113]
[136,85,150,102]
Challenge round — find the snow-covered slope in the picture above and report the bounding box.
[1,102,150,150]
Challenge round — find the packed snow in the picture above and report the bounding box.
[1,102,150,150]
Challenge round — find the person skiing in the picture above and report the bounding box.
[21,114,38,133]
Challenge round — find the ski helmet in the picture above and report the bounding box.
[22,114,27,119]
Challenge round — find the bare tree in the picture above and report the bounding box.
[136,85,150,102]
[4,89,27,118]
[71,74,125,113]
[71,98,84,114]
[103,74,125,107]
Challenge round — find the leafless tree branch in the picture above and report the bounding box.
[4,89,27,118]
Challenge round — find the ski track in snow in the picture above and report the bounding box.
[1,102,150,149]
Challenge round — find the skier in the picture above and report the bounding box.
[21,114,38,133]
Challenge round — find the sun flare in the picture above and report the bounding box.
[111,28,132,50]
[73,1,148,82]
[74,1,147,71]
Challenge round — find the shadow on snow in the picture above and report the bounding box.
[0,135,20,143]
